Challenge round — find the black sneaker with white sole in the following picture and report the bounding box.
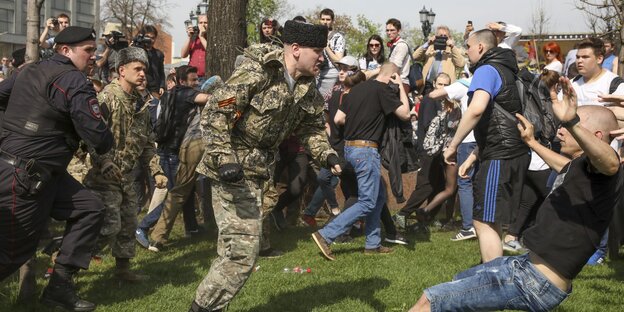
[384,233,409,245]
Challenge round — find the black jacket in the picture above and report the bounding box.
[470,47,529,160]
[381,115,419,203]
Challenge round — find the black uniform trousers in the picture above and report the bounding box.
[0,162,104,281]
[398,153,445,217]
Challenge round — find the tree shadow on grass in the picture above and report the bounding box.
[243,277,391,312]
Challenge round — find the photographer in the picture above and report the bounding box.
[39,13,70,49]
[181,15,207,82]
[136,25,166,99]
[412,25,465,96]
[96,25,129,83]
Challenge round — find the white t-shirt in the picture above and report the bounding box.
[444,78,475,143]
[570,69,624,151]
[389,38,411,85]
[359,57,380,71]
[571,70,624,106]
[544,60,563,74]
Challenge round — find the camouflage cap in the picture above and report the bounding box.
[116,47,149,70]
[282,20,327,48]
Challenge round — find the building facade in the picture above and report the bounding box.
[0,0,100,57]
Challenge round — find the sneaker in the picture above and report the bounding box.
[135,229,149,249]
[259,248,284,258]
[148,242,163,253]
[300,215,317,227]
[384,233,409,245]
[392,214,407,230]
[364,245,393,255]
[451,227,477,241]
[270,210,288,231]
[586,250,606,266]
[502,240,525,253]
[334,234,354,244]
[311,232,335,261]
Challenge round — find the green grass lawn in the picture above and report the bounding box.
[2,220,624,312]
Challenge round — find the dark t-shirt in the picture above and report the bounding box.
[341,79,401,144]
[146,48,166,93]
[160,85,200,151]
[327,89,346,154]
[524,154,622,279]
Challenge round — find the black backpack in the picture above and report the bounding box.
[495,70,558,146]
[154,87,177,145]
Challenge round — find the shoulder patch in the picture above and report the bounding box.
[218,97,236,108]
[88,98,102,119]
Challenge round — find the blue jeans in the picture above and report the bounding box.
[319,146,385,249]
[138,150,179,230]
[304,168,339,217]
[457,142,477,230]
[425,254,569,312]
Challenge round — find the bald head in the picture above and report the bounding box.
[578,106,618,142]
[379,62,399,77]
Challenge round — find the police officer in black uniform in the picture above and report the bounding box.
[0,26,113,311]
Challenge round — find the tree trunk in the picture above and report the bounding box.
[26,0,44,63]
[619,30,624,77]
[205,0,249,79]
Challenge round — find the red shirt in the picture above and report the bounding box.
[188,37,206,77]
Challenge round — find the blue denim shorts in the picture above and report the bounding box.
[424,254,569,312]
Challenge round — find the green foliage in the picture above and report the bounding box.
[2,218,624,311]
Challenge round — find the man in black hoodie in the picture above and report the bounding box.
[442,29,530,263]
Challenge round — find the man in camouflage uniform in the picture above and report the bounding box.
[189,21,342,312]
[83,47,167,281]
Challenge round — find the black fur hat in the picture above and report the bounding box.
[282,20,328,48]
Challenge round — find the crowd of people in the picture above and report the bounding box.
[0,7,622,312]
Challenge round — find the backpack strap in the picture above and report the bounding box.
[609,76,624,94]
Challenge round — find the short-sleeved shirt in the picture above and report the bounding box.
[341,79,401,144]
[188,37,206,77]
[467,65,502,99]
[524,154,622,279]
[325,31,346,70]
[389,39,411,85]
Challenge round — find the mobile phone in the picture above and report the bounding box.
[468,20,473,25]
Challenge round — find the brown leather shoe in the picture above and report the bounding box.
[311,232,335,261]
[364,246,393,255]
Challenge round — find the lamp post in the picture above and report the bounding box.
[196,0,209,16]
[419,6,436,39]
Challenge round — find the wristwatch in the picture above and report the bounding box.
[561,114,580,128]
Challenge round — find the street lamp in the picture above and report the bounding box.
[197,0,209,16]
[419,6,436,39]
[189,10,198,27]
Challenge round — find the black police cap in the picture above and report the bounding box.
[55,26,97,45]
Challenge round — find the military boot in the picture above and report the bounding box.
[189,300,222,312]
[114,257,148,282]
[40,263,96,312]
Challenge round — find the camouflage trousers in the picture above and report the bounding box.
[88,181,138,259]
[194,178,269,310]
[260,182,277,251]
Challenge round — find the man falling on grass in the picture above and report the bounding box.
[410,77,622,311]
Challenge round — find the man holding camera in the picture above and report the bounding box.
[182,15,208,82]
[413,25,465,95]
[96,25,129,83]
[137,25,166,99]
[39,13,70,49]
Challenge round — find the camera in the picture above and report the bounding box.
[132,33,152,49]
[433,36,448,51]
[103,31,129,50]
[51,18,59,27]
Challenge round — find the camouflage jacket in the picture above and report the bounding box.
[86,79,163,185]
[197,43,337,181]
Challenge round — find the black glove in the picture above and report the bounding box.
[218,163,244,183]
[327,154,340,168]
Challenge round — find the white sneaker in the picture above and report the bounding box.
[451,227,477,241]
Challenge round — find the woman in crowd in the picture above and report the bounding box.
[259,18,281,44]
[542,41,563,74]
[359,34,386,79]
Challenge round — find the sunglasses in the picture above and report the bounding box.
[369,43,380,48]
[544,50,555,54]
